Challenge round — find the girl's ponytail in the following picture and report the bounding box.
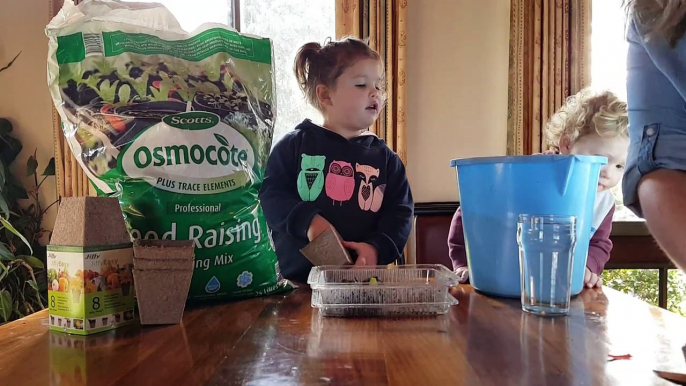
[294,42,322,100]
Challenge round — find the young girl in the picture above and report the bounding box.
[448,88,629,288]
[259,38,414,283]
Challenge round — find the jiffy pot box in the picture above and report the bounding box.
[48,197,134,335]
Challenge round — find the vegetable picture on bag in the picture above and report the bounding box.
[47,0,292,301]
[59,54,273,178]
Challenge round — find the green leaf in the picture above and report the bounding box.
[0,118,12,135]
[0,261,8,281]
[124,72,149,98]
[0,133,22,165]
[101,80,114,103]
[27,280,38,291]
[93,58,115,76]
[0,290,12,322]
[222,75,235,93]
[0,161,6,188]
[150,78,173,102]
[0,244,14,261]
[91,79,121,104]
[190,79,220,95]
[26,156,38,177]
[214,134,230,146]
[17,255,43,269]
[172,76,194,101]
[117,84,131,105]
[5,173,27,201]
[42,158,55,176]
[150,87,168,102]
[0,196,9,219]
[38,278,47,293]
[0,217,32,255]
[58,63,81,87]
[83,76,101,93]
[207,69,221,82]
[7,263,20,276]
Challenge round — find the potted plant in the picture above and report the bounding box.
[0,52,58,323]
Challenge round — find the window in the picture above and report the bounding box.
[592,1,686,314]
[590,0,642,222]
[122,0,335,145]
[239,0,334,144]
[131,0,234,31]
[603,269,686,315]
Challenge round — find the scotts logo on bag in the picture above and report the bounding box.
[120,112,255,195]
[163,112,219,130]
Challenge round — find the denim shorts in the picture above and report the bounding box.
[623,20,686,218]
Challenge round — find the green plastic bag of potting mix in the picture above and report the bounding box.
[46,0,293,301]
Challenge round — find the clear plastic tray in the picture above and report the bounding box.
[307,264,460,317]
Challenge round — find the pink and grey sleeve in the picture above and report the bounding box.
[586,206,615,275]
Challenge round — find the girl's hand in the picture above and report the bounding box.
[307,215,332,242]
[342,242,379,266]
[584,267,603,288]
[455,267,469,284]
[578,286,602,303]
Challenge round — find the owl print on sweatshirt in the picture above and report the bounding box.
[325,160,355,205]
[356,163,385,212]
[297,154,325,201]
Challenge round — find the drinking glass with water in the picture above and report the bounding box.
[517,215,577,316]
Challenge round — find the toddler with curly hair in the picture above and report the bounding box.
[448,88,629,288]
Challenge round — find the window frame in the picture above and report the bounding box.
[230,0,240,31]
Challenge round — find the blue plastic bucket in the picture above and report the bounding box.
[450,155,607,297]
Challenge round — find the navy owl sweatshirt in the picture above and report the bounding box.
[259,119,414,283]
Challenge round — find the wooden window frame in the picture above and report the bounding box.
[230,0,241,31]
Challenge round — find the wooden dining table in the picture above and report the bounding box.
[1,285,685,385]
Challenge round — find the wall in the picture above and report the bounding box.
[0,0,58,238]
[406,0,511,203]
